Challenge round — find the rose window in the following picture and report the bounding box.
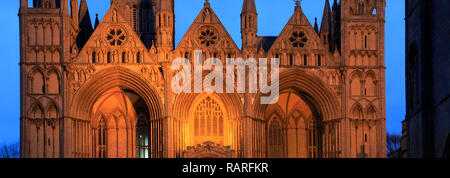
[199,29,217,47]
[289,31,308,48]
[106,28,126,46]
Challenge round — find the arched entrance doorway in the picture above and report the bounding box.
[69,68,163,158]
[265,92,323,158]
[253,69,339,158]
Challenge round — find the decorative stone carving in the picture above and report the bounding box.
[183,141,235,158]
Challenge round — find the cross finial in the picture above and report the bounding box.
[295,0,302,6]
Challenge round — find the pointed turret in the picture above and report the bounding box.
[242,0,256,13]
[94,14,100,29]
[156,0,175,51]
[77,0,93,49]
[331,0,341,53]
[314,18,319,34]
[320,0,332,51]
[241,0,258,48]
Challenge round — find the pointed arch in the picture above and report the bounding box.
[29,102,44,119]
[268,115,284,158]
[350,70,363,96]
[365,105,377,120]
[45,102,59,119]
[364,70,376,96]
[351,103,364,119]
[46,68,60,95]
[29,67,45,94]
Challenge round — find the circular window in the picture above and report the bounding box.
[289,31,308,48]
[106,27,127,46]
[198,28,218,47]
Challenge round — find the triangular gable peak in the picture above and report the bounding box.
[75,4,155,64]
[175,3,240,55]
[269,5,324,52]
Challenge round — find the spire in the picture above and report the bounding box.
[320,0,331,35]
[94,14,100,29]
[242,0,256,13]
[204,0,210,8]
[79,0,92,28]
[77,0,93,49]
[314,18,319,34]
[331,0,341,53]
[295,0,302,11]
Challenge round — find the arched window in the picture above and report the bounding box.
[318,55,322,66]
[350,72,362,96]
[92,52,96,63]
[364,36,368,49]
[97,117,106,158]
[365,73,376,96]
[289,54,293,66]
[107,52,111,63]
[46,70,59,94]
[122,52,126,63]
[308,119,319,158]
[193,97,224,145]
[268,117,283,158]
[136,114,149,158]
[136,52,141,63]
[31,70,44,94]
[304,54,308,66]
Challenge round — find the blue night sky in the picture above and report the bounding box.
[0,0,405,143]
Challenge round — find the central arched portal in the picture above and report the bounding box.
[191,96,225,146]
[173,93,242,158]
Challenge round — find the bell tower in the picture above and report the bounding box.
[19,0,70,158]
[340,0,386,158]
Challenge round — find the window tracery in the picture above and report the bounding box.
[289,31,308,48]
[199,28,218,47]
[106,27,127,46]
[193,97,224,144]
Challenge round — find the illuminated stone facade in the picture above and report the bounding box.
[19,0,386,158]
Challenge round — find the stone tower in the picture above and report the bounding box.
[340,0,386,158]
[19,0,70,158]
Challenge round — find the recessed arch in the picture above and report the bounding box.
[70,67,163,120]
[253,69,339,122]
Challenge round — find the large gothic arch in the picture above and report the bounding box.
[68,67,164,158]
[252,69,340,121]
[252,69,340,158]
[70,67,164,120]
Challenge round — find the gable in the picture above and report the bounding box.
[269,6,324,52]
[75,4,153,64]
[175,4,240,52]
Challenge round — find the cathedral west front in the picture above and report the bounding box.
[19,0,387,158]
